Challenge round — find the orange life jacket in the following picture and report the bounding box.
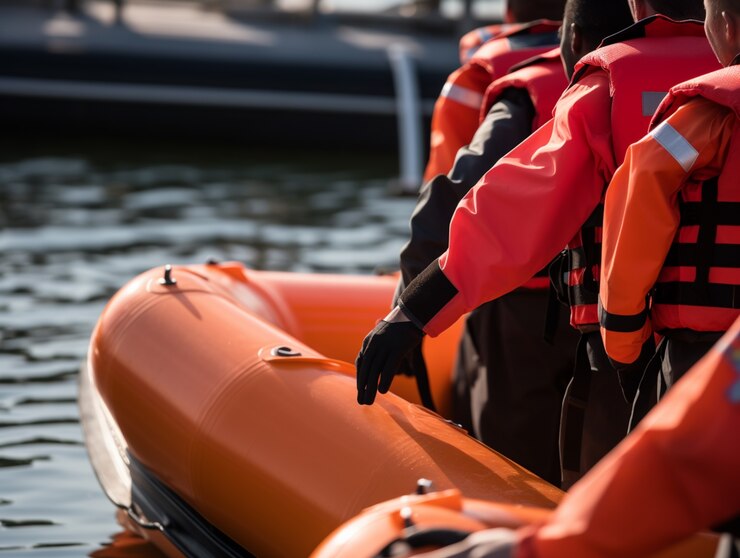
[564,16,721,329]
[424,21,560,181]
[481,47,566,131]
[458,23,514,63]
[649,65,740,333]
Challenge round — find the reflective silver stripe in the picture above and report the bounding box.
[440,82,484,109]
[462,47,477,62]
[477,28,493,42]
[650,121,699,172]
[641,91,667,116]
[383,306,411,324]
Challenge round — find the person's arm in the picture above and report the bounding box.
[400,71,616,337]
[517,319,740,558]
[357,71,615,404]
[399,88,536,289]
[599,98,735,365]
[418,319,740,558]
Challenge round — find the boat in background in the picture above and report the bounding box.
[79,261,721,557]
[0,0,500,189]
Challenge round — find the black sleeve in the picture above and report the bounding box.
[398,87,536,290]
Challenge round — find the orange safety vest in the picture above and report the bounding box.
[563,16,721,329]
[424,21,560,181]
[649,65,740,333]
[458,23,513,63]
[482,47,566,131]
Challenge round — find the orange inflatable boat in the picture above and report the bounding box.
[79,262,720,558]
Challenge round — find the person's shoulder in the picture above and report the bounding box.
[668,96,734,126]
[657,96,736,157]
[548,70,613,134]
[561,69,611,103]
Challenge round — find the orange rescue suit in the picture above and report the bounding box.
[458,23,514,63]
[423,21,560,181]
[401,17,720,338]
[599,64,740,365]
[515,316,740,558]
[560,17,720,330]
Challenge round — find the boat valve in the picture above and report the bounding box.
[400,506,415,529]
[416,478,433,495]
[158,264,177,286]
[271,346,302,357]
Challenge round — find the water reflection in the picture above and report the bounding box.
[0,139,414,555]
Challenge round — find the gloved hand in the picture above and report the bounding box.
[391,279,416,379]
[612,336,656,404]
[396,342,423,377]
[395,343,438,412]
[356,308,424,405]
[617,368,643,404]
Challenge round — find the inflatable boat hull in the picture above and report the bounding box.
[83,262,563,557]
[81,262,719,557]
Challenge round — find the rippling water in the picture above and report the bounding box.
[0,139,415,556]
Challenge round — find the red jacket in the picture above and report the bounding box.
[399,49,568,294]
[398,17,720,337]
[600,64,740,364]
[423,21,560,181]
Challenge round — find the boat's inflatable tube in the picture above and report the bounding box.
[87,262,563,557]
[310,489,721,558]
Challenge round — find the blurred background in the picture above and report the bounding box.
[0,1,502,556]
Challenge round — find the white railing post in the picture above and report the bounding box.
[388,43,424,194]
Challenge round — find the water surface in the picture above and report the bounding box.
[0,138,416,555]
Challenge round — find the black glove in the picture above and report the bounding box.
[395,342,421,377]
[356,320,424,405]
[396,344,437,412]
[612,336,656,404]
[617,368,643,404]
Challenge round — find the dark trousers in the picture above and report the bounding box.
[452,289,579,487]
[631,330,723,430]
[559,332,654,489]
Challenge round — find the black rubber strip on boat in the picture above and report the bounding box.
[129,453,255,558]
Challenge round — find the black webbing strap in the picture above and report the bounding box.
[653,283,740,308]
[598,298,649,333]
[678,201,740,226]
[559,334,592,487]
[414,352,437,413]
[628,337,667,431]
[695,177,719,298]
[544,250,569,344]
[580,211,601,295]
[543,281,562,345]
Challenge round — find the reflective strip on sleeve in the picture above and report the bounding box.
[649,121,699,172]
[440,82,484,110]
